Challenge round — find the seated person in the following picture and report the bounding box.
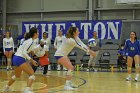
[117,44,126,70]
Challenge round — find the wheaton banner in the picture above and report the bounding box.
[22,20,122,40]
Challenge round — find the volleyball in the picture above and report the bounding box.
[88,38,97,47]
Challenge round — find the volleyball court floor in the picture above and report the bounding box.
[0,69,140,93]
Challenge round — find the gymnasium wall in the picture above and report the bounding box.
[1,0,140,42]
[0,0,2,23]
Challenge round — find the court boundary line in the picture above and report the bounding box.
[47,76,87,93]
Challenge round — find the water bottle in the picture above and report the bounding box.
[76,64,80,71]
[111,65,114,72]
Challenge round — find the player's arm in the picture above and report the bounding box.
[44,46,49,57]
[3,39,6,53]
[68,38,96,57]
[54,37,57,49]
[11,37,15,52]
[123,40,128,56]
[76,37,88,49]
[49,38,51,47]
[22,42,37,66]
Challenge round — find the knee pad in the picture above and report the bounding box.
[135,64,140,69]
[11,75,16,80]
[127,66,132,70]
[29,75,35,80]
[7,58,11,62]
[66,70,73,76]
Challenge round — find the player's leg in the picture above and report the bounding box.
[134,55,140,81]
[21,62,35,93]
[92,51,99,71]
[43,65,48,75]
[8,50,13,69]
[87,55,94,71]
[126,56,133,81]
[57,56,75,90]
[3,66,22,92]
[4,51,9,70]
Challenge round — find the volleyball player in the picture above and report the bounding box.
[54,29,66,70]
[54,29,64,49]
[124,31,140,81]
[3,27,38,93]
[3,31,14,70]
[32,40,49,75]
[41,32,51,49]
[54,27,96,90]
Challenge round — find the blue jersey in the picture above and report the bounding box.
[123,39,140,57]
[118,49,125,56]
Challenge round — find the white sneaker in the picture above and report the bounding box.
[3,85,10,92]
[126,76,131,81]
[10,67,13,70]
[6,67,9,70]
[64,85,75,91]
[57,65,61,70]
[86,68,89,72]
[70,82,78,88]
[23,87,34,93]
[135,77,139,82]
[94,69,98,72]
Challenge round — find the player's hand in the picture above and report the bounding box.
[89,50,96,57]
[30,59,38,66]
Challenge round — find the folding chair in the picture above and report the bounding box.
[98,52,110,71]
[80,53,90,71]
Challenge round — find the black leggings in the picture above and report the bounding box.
[43,65,48,75]
[33,65,48,75]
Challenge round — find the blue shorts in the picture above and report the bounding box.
[5,48,13,51]
[12,55,26,66]
[54,56,63,60]
[128,52,139,57]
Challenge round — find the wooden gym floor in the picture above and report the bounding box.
[0,70,140,93]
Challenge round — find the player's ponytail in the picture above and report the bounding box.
[24,32,30,40]
[66,26,77,38]
[29,27,38,38]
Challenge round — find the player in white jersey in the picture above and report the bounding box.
[54,30,66,70]
[54,30,65,49]
[3,31,14,70]
[54,27,96,90]
[3,27,38,93]
[41,32,51,50]
[32,40,49,75]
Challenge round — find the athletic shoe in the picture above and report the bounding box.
[6,67,9,70]
[134,77,139,82]
[3,85,10,92]
[126,76,131,81]
[10,67,13,70]
[69,82,78,88]
[93,69,98,72]
[64,85,75,91]
[86,68,89,72]
[23,87,34,93]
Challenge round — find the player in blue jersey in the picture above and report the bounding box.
[124,31,140,81]
[3,27,38,93]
